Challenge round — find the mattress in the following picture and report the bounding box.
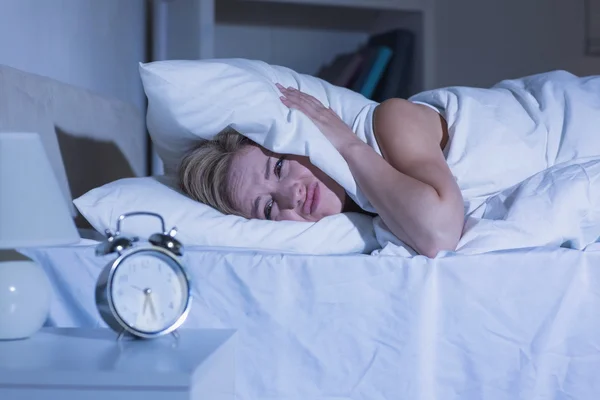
[24,243,600,400]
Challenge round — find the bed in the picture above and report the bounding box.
[23,243,600,399]
[5,65,600,399]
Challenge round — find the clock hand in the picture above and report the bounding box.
[141,292,149,316]
[148,294,158,320]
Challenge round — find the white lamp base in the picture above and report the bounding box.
[0,260,51,340]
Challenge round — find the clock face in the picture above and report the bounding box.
[109,251,190,334]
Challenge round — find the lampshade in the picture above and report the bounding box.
[0,132,80,248]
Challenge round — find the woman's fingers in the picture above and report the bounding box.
[275,83,355,151]
[276,83,326,120]
[291,89,323,111]
[277,84,311,108]
[287,86,323,109]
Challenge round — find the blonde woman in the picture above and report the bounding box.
[179,84,463,258]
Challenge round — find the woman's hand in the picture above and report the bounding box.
[277,83,463,257]
[277,83,361,152]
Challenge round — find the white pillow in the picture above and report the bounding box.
[139,58,379,201]
[74,176,379,255]
[122,58,382,254]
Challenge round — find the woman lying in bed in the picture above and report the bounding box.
[178,84,464,258]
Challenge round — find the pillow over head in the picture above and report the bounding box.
[139,58,379,204]
[74,59,384,254]
[74,176,379,255]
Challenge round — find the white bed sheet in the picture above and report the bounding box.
[23,244,600,400]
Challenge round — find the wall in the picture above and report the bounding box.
[213,1,371,76]
[215,24,367,75]
[0,0,147,111]
[434,0,600,88]
[4,0,592,106]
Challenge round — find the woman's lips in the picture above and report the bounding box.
[311,183,320,214]
[303,182,319,215]
[303,182,320,215]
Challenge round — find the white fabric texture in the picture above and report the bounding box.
[411,70,600,215]
[23,244,600,399]
[74,175,379,255]
[377,70,600,256]
[377,158,600,256]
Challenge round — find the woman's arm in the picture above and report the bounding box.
[277,85,464,257]
[343,98,464,257]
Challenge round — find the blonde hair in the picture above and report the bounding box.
[178,126,254,216]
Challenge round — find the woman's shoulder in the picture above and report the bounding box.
[373,98,449,154]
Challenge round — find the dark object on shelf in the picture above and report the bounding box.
[317,52,364,87]
[585,0,600,55]
[317,28,415,101]
[368,29,415,101]
[350,45,393,99]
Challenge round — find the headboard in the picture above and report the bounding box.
[0,64,148,229]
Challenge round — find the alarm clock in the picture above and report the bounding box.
[95,211,192,339]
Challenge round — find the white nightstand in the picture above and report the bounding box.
[0,327,236,400]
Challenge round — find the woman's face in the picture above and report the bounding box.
[228,145,346,222]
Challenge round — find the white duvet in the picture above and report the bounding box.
[369,71,600,256]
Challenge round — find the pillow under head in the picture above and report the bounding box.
[74,176,379,255]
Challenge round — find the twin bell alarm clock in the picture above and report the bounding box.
[95,212,192,339]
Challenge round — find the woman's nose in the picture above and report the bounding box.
[275,181,305,209]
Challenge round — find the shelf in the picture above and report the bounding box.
[163,0,436,92]
[219,0,424,33]
[238,0,428,12]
